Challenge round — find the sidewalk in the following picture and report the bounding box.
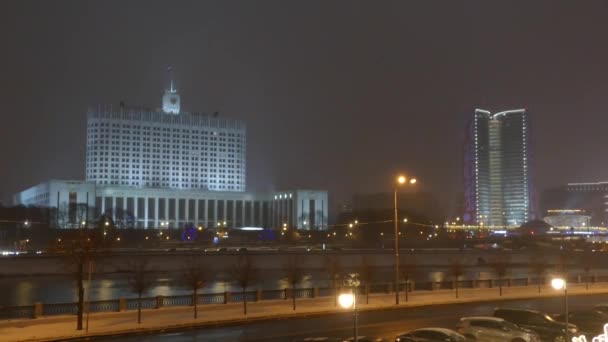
[1,283,607,342]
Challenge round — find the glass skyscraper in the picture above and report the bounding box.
[464,109,534,227]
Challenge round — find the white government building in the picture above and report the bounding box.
[14,76,328,230]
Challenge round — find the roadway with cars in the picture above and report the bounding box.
[95,293,608,342]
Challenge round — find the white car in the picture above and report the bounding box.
[457,317,540,342]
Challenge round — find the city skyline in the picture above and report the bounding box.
[2,1,608,214]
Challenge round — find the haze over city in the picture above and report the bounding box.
[3,1,608,212]
[6,2,608,342]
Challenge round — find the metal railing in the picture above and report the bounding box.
[0,276,598,320]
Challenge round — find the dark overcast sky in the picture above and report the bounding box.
[1,1,608,212]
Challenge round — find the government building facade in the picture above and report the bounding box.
[14,76,328,230]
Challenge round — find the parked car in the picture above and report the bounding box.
[396,328,466,342]
[593,305,608,315]
[456,316,540,342]
[342,337,388,342]
[494,308,577,342]
[553,311,608,337]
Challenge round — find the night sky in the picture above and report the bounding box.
[2,1,608,214]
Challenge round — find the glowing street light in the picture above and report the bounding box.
[394,173,417,305]
[403,218,408,223]
[552,277,569,342]
[340,274,360,341]
[551,278,566,290]
[338,293,354,308]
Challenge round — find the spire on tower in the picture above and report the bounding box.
[167,65,176,93]
[162,66,180,114]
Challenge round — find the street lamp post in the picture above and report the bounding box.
[394,175,416,305]
[552,277,569,342]
[339,274,360,341]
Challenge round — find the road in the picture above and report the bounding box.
[92,293,608,342]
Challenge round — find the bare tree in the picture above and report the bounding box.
[358,256,375,304]
[284,255,305,311]
[449,259,464,298]
[127,257,154,324]
[557,250,570,274]
[62,230,105,330]
[529,255,548,293]
[490,254,511,296]
[325,255,342,306]
[400,255,417,302]
[232,255,257,315]
[179,256,208,319]
[579,249,595,290]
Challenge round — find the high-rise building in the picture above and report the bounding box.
[85,78,246,192]
[464,109,534,227]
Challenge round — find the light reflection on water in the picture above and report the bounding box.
[0,267,532,306]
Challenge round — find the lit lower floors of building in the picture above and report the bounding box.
[13,180,328,230]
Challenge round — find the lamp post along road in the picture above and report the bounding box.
[552,278,569,342]
[340,274,360,341]
[394,175,416,305]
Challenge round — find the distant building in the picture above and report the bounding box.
[351,190,444,223]
[541,182,608,227]
[14,180,327,230]
[14,71,328,230]
[543,210,591,229]
[463,109,534,227]
[86,80,246,191]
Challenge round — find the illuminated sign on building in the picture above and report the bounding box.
[572,323,608,342]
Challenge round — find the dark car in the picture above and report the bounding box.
[494,308,577,342]
[396,328,466,342]
[553,311,608,337]
[594,305,608,315]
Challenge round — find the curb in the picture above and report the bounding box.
[16,287,608,342]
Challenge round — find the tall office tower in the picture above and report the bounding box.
[463,109,534,227]
[85,76,247,192]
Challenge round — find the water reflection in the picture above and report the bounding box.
[15,280,34,306]
[0,267,533,306]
